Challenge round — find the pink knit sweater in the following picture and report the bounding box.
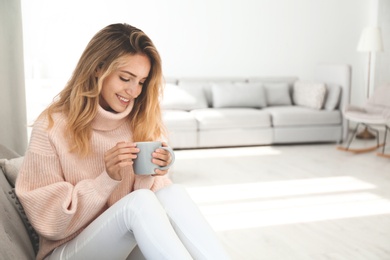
[15,104,172,260]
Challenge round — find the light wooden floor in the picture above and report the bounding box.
[170,141,390,260]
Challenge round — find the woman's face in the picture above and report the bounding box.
[99,54,151,113]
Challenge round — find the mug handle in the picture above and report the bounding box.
[157,146,175,171]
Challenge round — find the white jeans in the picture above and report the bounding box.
[46,184,230,260]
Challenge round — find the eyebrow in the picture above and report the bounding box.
[120,70,148,80]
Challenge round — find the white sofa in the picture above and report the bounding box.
[162,64,351,149]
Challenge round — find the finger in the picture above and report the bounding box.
[105,151,128,167]
[117,143,139,155]
[152,150,170,162]
[106,142,134,159]
[152,154,170,167]
[115,143,139,158]
[117,151,138,161]
[106,142,139,168]
[153,168,168,176]
[118,160,134,167]
[152,158,168,167]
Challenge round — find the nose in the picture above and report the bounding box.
[126,81,142,97]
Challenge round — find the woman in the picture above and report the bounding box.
[16,23,230,260]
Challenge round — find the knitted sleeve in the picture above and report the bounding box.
[15,116,120,241]
[134,174,172,192]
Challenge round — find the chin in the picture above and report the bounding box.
[114,105,129,113]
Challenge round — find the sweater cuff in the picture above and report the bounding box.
[151,176,172,192]
[134,175,154,190]
[94,171,121,198]
[134,175,172,192]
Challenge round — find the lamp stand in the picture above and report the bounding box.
[356,52,376,140]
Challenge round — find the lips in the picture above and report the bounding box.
[116,94,130,103]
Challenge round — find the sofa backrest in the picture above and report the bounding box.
[247,76,298,86]
[171,77,297,109]
[177,77,247,107]
[163,64,351,118]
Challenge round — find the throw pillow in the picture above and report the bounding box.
[293,81,327,110]
[0,156,39,255]
[7,188,40,255]
[161,83,208,111]
[0,157,24,186]
[324,84,341,110]
[211,82,266,108]
[263,83,292,106]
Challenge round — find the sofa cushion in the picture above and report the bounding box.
[178,81,214,107]
[0,157,24,187]
[293,81,326,110]
[161,83,208,111]
[211,82,266,108]
[190,108,271,130]
[264,83,292,106]
[263,106,341,126]
[162,110,198,131]
[324,84,341,111]
[178,79,247,107]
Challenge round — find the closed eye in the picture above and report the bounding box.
[120,76,130,82]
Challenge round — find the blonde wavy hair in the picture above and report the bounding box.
[43,23,166,156]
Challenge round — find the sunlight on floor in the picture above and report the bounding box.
[185,176,390,231]
[186,176,375,203]
[175,146,281,159]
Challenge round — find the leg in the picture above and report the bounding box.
[383,126,389,154]
[46,189,192,260]
[346,123,360,150]
[156,184,231,260]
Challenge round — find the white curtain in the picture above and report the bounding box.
[375,0,390,86]
[0,0,28,155]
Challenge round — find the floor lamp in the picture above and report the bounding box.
[356,26,384,139]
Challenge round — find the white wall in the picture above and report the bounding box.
[22,0,376,114]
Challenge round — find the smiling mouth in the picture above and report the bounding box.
[117,94,130,103]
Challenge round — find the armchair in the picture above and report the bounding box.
[338,84,390,156]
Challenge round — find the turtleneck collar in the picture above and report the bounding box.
[92,101,134,131]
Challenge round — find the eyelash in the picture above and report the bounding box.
[120,76,144,86]
[120,76,130,82]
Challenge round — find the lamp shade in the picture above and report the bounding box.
[357,26,384,52]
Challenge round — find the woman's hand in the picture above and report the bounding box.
[105,142,139,180]
[152,142,172,176]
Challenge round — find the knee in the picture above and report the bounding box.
[121,189,162,218]
[156,183,185,196]
[155,184,191,204]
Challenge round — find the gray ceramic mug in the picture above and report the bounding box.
[133,141,175,175]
